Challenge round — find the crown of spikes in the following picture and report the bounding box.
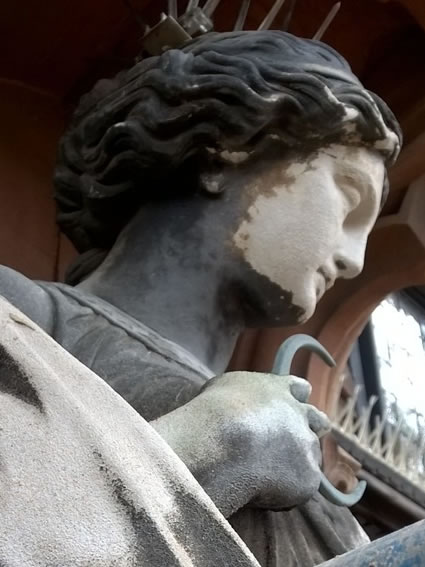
[139,0,341,55]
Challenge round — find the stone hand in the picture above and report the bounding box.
[152,371,330,518]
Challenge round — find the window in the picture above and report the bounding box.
[371,294,425,437]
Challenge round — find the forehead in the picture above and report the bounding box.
[235,143,386,208]
[274,144,386,199]
[320,145,385,179]
[284,145,384,180]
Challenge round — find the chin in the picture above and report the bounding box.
[261,288,316,328]
[261,296,313,328]
[296,306,315,325]
[239,271,314,327]
[293,292,317,325]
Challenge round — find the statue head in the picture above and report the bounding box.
[55,30,401,324]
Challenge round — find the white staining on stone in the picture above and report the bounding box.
[374,131,401,154]
[201,173,223,194]
[285,161,310,177]
[265,93,283,103]
[343,107,360,122]
[233,145,385,322]
[219,150,251,164]
[205,147,251,164]
[323,85,345,110]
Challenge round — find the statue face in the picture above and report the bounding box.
[233,144,385,323]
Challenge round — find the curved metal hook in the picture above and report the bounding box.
[272,334,335,375]
[272,334,367,507]
[319,475,367,507]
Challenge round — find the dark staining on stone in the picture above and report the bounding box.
[257,165,297,198]
[273,288,306,326]
[323,151,339,160]
[92,449,182,565]
[243,207,254,223]
[230,254,306,327]
[245,154,296,199]
[0,344,44,412]
[232,145,324,232]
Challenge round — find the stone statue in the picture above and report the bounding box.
[0,30,401,566]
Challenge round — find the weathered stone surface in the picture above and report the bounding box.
[0,30,402,566]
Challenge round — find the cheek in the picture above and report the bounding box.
[234,196,295,285]
[233,194,349,323]
[233,192,331,290]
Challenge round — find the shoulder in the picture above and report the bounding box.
[0,265,54,333]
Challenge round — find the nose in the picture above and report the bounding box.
[334,234,367,280]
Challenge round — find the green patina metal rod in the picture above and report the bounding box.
[272,334,367,507]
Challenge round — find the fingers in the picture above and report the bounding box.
[287,377,330,437]
[306,405,331,437]
[289,377,312,402]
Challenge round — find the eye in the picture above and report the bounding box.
[341,185,361,213]
[334,173,362,213]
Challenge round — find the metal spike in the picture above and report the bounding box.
[351,410,364,438]
[234,0,251,31]
[383,416,404,462]
[343,384,363,438]
[330,374,345,422]
[168,0,178,19]
[333,384,425,491]
[281,0,297,31]
[368,415,382,452]
[371,412,388,453]
[335,392,352,426]
[313,2,341,41]
[258,0,286,31]
[186,0,200,12]
[203,0,222,17]
[400,429,415,472]
[340,385,361,434]
[358,395,378,444]
[416,433,425,481]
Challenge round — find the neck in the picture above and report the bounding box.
[78,200,244,375]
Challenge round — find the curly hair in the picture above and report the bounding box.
[55,30,401,259]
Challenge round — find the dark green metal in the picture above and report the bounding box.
[318,520,425,566]
[273,334,366,507]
